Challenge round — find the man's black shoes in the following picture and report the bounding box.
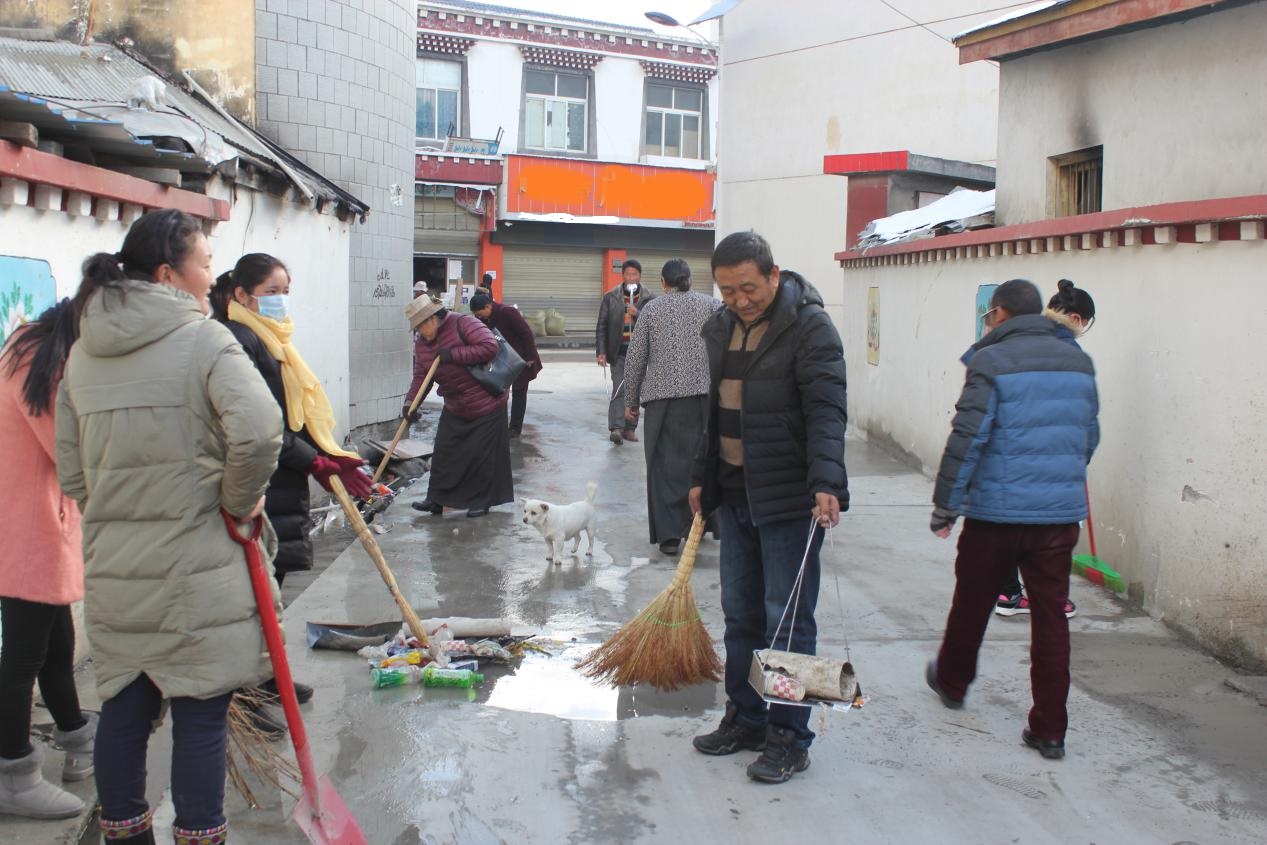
[925,659,964,709]
[746,726,810,784]
[692,704,766,756]
[1022,728,1066,759]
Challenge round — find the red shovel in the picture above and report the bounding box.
[222,511,368,845]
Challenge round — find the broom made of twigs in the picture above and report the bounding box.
[578,513,721,691]
[226,688,300,808]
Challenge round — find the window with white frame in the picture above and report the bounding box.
[416,58,462,142]
[524,69,588,153]
[644,82,704,159]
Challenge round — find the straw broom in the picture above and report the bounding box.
[578,513,721,691]
[226,688,300,808]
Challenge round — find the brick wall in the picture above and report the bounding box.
[255,0,416,430]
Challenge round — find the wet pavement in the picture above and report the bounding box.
[11,350,1267,844]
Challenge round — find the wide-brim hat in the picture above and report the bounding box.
[405,295,443,329]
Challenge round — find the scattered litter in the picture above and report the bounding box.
[371,665,484,689]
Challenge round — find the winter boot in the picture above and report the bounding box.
[173,821,227,844]
[0,744,85,819]
[54,711,97,782]
[746,725,811,784]
[691,702,766,756]
[100,808,156,843]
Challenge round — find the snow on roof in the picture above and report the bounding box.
[857,188,996,249]
[954,1,1070,41]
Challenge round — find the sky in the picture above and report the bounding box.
[483,0,721,39]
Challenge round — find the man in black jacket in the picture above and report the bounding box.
[595,259,654,444]
[689,230,848,784]
[471,292,543,436]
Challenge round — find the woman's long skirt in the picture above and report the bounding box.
[427,407,514,510]
[643,395,708,544]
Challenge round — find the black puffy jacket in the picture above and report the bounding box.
[225,322,318,576]
[692,271,849,525]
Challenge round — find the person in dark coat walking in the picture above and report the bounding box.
[211,255,373,584]
[404,296,513,517]
[689,231,848,785]
[925,278,1099,761]
[595,259,654,444]
[470,292,542,436]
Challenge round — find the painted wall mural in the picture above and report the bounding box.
[1,256,58,346]
[975,283,999,341]
[866,286,880,365]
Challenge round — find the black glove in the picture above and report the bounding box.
[930,506,959,534]
[438,348,453,364]
[401,404,420,423]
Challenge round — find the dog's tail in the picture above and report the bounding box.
[585,481,598,503]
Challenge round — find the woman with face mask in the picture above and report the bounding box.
[56,209,284,844]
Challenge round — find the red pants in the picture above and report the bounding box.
[935,519,1080,741]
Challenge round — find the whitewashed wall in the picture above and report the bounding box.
[841,238,1267,669]
[0,185,353,436]
[715,1,1004,309]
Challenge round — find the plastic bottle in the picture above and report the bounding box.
[421,667,484,688]
[371,666,424,689]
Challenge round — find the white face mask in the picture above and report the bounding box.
[256,294,290,322]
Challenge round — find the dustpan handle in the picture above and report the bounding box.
[768,517,821,653]
[669,513,707,588]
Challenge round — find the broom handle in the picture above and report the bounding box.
[670,513,707,589]
[372,357,441,484]
[1084,480,1098,558]
[329,476,430,647]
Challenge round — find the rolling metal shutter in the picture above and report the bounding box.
[502,246,604,335]
[629,250,714,293]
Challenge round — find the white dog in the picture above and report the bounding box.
[522,482,598,565]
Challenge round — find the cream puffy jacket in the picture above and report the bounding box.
[57,278,283,701]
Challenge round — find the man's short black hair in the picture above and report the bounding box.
[712,230,775,277]
[991,279,1043,316]
[621,258,642,274]
[469,292,492,312]
[481,272,493,285]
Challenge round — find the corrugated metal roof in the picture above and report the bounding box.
[0,35,367,213]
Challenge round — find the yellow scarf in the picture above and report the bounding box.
[228,301,358,459]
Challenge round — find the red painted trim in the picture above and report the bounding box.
[603,248,626,293]
[959,0,1229,64]
[834,194,1267,261]
[415,154,504,186]
[0,140,230,221]
[823,151,909,175]
[479,232,503,300]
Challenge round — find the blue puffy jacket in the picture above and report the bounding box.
[934,313,1099,524]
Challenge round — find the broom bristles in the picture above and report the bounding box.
[578,514,722,691]
[226,689,300,808]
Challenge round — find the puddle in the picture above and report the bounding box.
[482,642,718,722]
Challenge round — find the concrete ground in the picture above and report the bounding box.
[8,350,1267,844]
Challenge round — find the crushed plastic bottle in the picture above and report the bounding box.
[421,667,484,688]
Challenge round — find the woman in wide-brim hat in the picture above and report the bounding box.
[403,296,513,517]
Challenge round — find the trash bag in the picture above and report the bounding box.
[544,309,567,336]
[527,310,548,337]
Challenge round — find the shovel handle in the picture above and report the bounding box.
[1084,481,1098,558]
[219,511,322,796]
[328,477,430,647]
[372,357,441,485]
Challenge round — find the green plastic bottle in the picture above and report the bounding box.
[421,667,484,688]
[371,666,424,689]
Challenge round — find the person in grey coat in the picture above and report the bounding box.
[595,258,654,444]
[624,259,720,554]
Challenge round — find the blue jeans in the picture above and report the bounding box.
[96,674,231,830]
[717,504,823,748]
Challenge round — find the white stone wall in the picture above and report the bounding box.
[995,2,1267,225]
[0,185,352,434]
[841,237,1267,669]
[715,0,1003,300]
[255,0,417,430]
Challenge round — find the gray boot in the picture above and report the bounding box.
[0,744,85,819]
[53,711,97,782]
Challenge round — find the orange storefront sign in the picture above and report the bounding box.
[505,155,714,224]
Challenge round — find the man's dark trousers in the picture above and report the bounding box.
[717,504,822,749]
[935,519,1080,741]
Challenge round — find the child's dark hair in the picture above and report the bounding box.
[661,258,692,292]
[0,298,78,416]
[1048,279,1096,322]
[210,253,289,321]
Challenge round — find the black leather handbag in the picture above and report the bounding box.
[459,319,526,396]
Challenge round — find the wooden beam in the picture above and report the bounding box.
[0,121,38,149]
